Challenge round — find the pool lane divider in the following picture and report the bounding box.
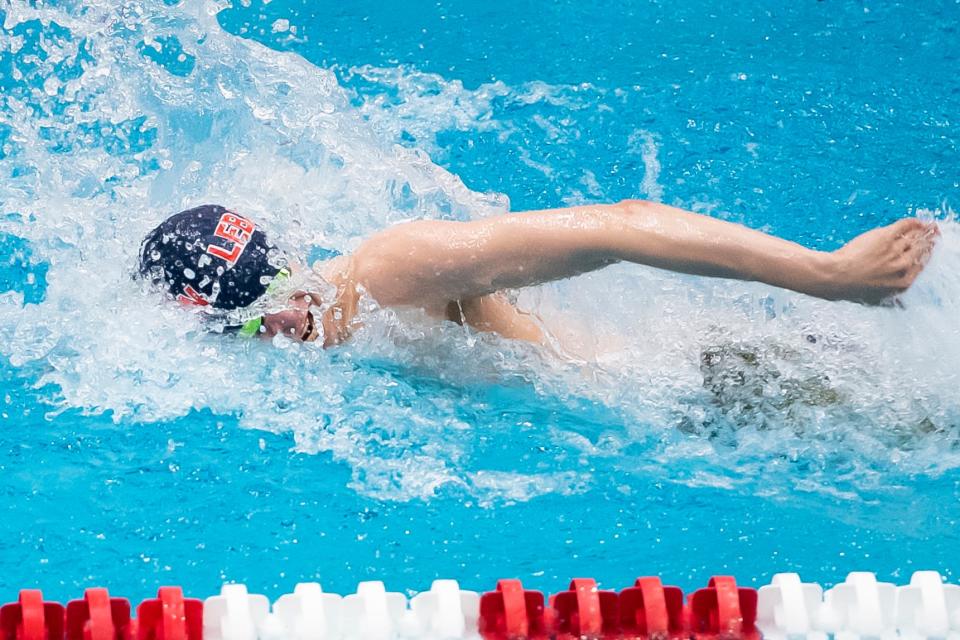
[0,571,958,640]
[137,588,203,640]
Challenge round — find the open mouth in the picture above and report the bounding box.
[300,310,318,342]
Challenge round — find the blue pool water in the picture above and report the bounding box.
[1,0,960,603]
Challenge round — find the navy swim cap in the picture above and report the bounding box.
[138,204,287,311]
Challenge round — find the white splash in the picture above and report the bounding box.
[0,0,958,506]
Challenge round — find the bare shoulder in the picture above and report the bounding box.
[349,219,463,307]
[310,222,457,345]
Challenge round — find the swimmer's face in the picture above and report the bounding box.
[260,291,320,342]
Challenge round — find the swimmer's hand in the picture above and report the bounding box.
[823,218,939,304]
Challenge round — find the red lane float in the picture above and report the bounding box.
[136,588,203,640]
[65,589,130,640]
[478,580,548,640]
[475,576,758,640]
[618,577,685,640]
[0,590,65,640]
[687,577,759,640]
[549,579,618,640]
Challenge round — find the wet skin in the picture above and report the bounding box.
[257,199,940,347]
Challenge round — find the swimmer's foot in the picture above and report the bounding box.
[820,218,939,304]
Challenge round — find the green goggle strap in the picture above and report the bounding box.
[238,267,291,338]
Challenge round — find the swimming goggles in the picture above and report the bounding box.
[237,267,292,338]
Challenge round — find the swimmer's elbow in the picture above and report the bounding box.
[612,199,658,218]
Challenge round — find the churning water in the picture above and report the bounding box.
[0,0,958,598]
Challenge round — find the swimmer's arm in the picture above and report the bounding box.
[351,199,937,307]
[454,294,610,357]
[449,293,545,343]
[311,262,546,347]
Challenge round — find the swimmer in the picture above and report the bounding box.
[138,201,938,347]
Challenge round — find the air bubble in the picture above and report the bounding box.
[42,77,60,96]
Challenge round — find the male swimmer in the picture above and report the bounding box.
[138,201,938,348]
